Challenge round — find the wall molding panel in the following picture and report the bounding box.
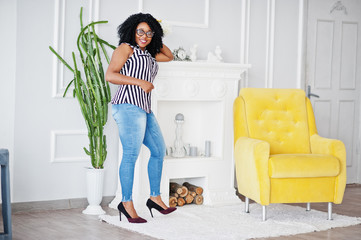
[265,0,275,88]
[138,0,209,28]
[50,130,89,163]
[89,0,100,23]
[239,0,251,86]
[51,0,99,98]
[240,0,250,65]
[51,0,66,98]
[296,0,306,88]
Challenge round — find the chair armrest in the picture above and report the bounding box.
[310,134,346,203]
[234,137,271,205]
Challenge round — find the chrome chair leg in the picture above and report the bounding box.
[245,197,250,213]
[306,202,311,211]
[328,202,333,220]
[262,205,267,221]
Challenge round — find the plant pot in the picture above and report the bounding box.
[82,168,106,215]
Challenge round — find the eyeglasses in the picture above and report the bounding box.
[136,29,154,38]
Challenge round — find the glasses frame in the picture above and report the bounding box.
[136,29,155,38]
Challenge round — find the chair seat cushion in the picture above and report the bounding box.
[269,154,340,178]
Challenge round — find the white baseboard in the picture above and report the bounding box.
[10,196,115,213]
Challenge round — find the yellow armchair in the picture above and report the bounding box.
[233,88,346,220]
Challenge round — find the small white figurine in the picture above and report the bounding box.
[207,46,223,63]
[215,45,223,62]
[190,44,198,62]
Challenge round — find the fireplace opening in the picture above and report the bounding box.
[168,177,207,207]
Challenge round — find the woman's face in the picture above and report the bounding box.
[135,22,153,50]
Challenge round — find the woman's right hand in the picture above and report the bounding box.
[138,80,154,93]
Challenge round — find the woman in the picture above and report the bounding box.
[105,13,175,223]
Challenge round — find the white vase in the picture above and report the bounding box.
[82,168,106,215]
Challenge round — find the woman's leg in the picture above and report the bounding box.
[112,104,146,206]
[143,112,168,208]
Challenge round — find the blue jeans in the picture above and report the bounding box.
[112,104,166,202]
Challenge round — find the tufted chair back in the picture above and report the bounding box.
[237,88,312,154]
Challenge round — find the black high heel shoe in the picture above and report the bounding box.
[146,198,177,218]
[117,202,147,223]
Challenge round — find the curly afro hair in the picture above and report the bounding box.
[117,13,164,58]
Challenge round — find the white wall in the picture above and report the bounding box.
[247,0,304,88]
[1,0,304,203]
[99,0,243,63]
[0,0,17,201]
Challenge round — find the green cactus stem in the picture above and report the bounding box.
[49,7,116,169]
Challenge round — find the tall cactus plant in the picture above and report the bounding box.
[49,8,116,169]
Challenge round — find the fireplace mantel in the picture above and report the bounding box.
[154,61,250,99]
[157,61,249,77]
[110,61,250,209]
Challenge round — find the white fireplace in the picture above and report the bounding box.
[109,61,250,209]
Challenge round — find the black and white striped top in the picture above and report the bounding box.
[111,43,159,113]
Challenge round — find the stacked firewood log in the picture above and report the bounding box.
[169,182,204,207]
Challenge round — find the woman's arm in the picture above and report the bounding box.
[155,44,174,62]
[105,43,154,93]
